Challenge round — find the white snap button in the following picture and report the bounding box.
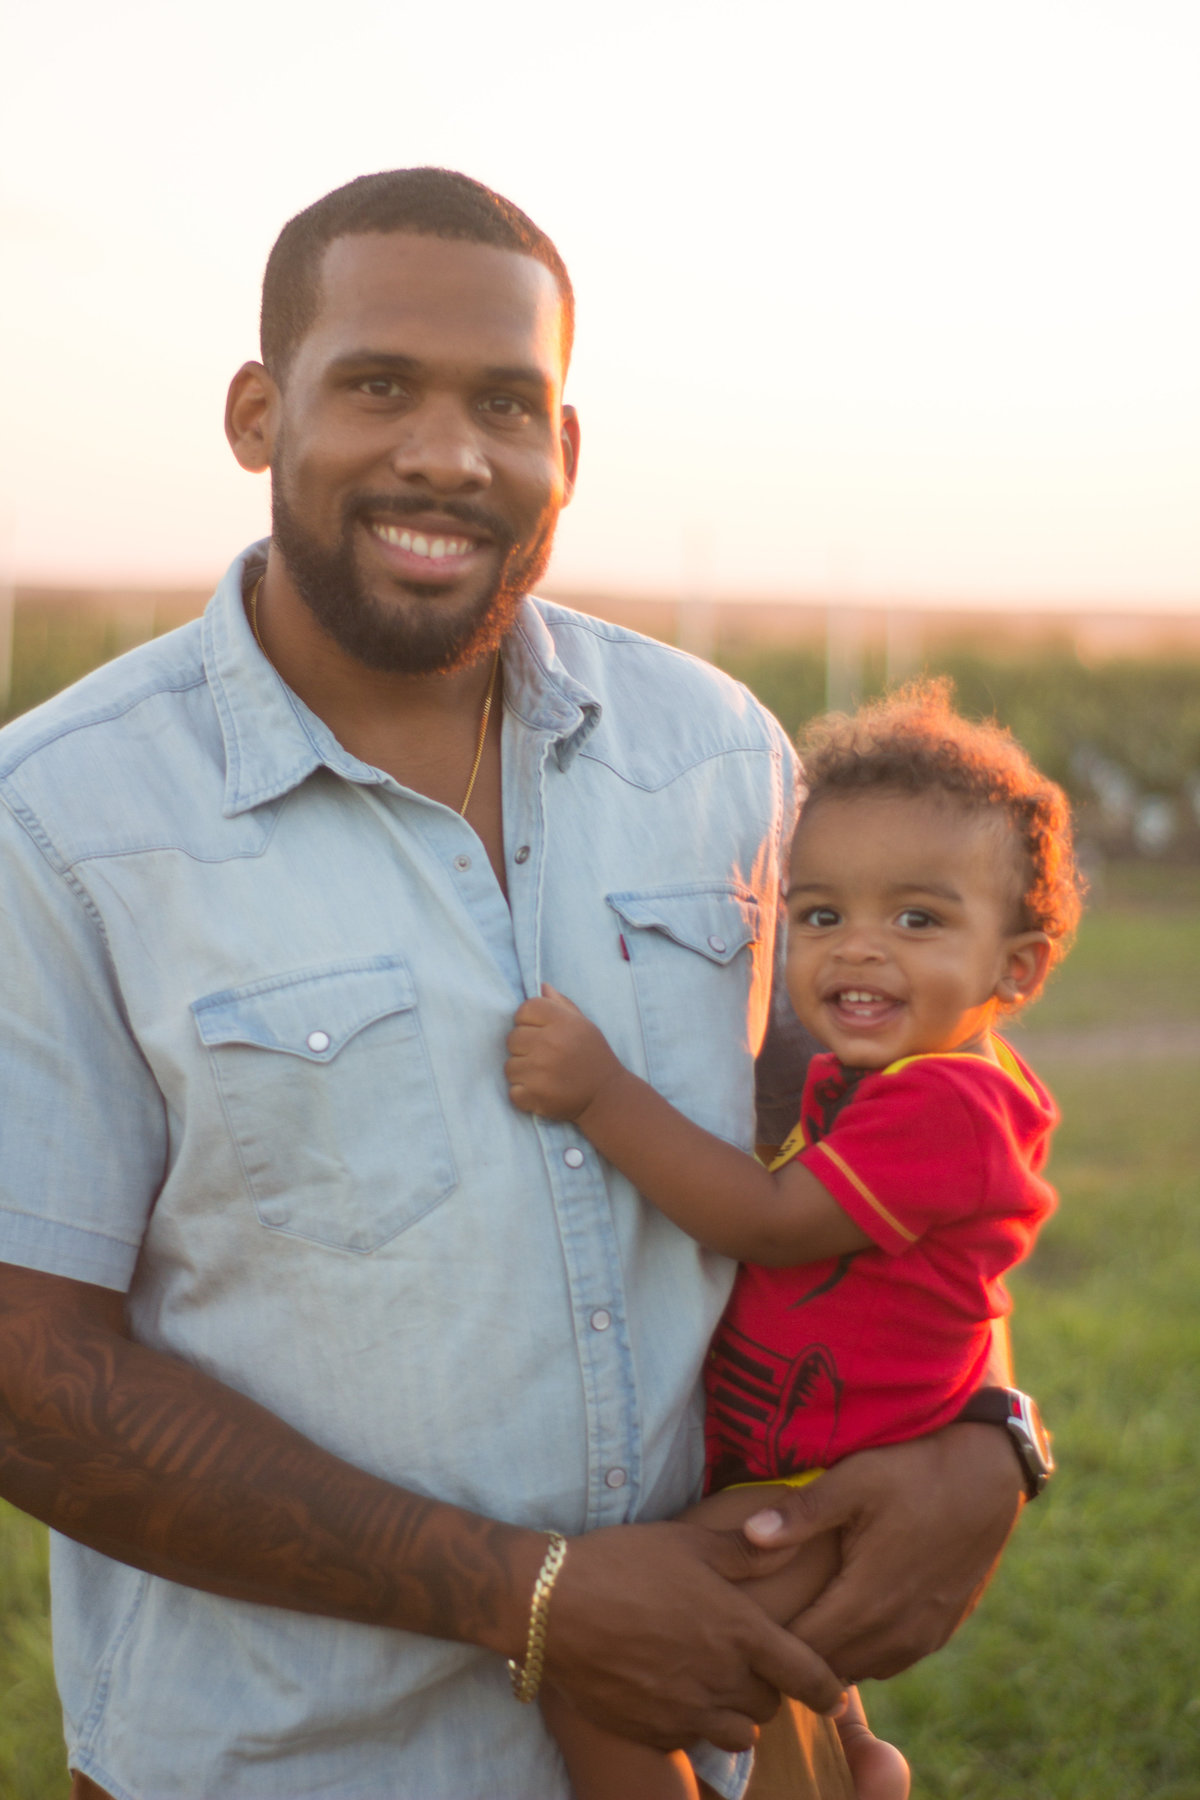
[590,1309,612,1331]
[453,854,471,871]
[514,844,531,864]
[563,1147,585,1169]
[605,1467,627,1489]
[306,1030,331,1053]
[707,935,727,954]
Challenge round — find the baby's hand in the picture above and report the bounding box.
[505,985,624,1122]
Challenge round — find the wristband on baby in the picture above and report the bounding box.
[508,1531,569,1703]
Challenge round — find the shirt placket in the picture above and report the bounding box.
[505,707,642,1532]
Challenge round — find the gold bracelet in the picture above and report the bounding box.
[507,1531,569,1703]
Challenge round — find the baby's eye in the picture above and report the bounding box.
[798,905,841,928]
[896,907,938,929]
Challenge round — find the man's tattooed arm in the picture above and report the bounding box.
[0,1262,544,1656]
[0,1262,847,1744]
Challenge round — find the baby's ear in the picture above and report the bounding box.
[995,932,1052,1010]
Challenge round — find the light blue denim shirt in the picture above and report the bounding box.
[0,544,801,1800]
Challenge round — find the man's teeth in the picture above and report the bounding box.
[838,991,888,1005]
[372,524,475,560]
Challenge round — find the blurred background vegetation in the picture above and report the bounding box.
[5,591,1199,866]
[719,641,1200,867]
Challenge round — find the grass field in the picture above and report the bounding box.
[2,875,1198,1796]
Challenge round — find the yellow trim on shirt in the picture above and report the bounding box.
[811,1140,919,1245]
[769,1121,809,1171]
[718,1469,825,1494]
[991,1037,1040,1102]
[883,1040,1039,1105]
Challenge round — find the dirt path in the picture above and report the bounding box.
[1009,1020,1200,1064]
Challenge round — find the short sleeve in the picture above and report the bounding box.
[798,1061,987,1253]
[0,795,166,1289]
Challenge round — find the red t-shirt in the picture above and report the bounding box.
[704,1040,1058,1490]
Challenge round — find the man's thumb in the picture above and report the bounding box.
[703,1522,799,1582]
[740,1480,836,1549]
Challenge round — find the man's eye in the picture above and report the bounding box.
[799,906,840,928]
[358,377,405,399]
[481,395,532,420]
[897,908,937,929]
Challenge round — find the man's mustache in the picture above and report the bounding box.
[348,492,517,549]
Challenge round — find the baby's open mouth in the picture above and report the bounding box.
[827,989,902,1026]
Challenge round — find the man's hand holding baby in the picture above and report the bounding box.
[506,985,629,1124]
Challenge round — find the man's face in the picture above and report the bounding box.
[266,232,577,675]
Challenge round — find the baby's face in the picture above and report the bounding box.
[784,790,1040,1069]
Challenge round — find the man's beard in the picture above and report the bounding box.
[270,482,558,676]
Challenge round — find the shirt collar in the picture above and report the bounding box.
[204,541,602,817]
[502,599,602,769]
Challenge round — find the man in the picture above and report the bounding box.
[0,171,1024,1799]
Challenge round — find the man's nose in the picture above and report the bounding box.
[387,397,491,491]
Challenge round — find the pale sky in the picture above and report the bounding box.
[2,0,1198,607]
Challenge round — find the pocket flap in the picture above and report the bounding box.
[605,886,761,964]
[191,956,417,1060]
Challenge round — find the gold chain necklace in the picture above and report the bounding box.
[247,577,499,817]
[458,649,500,817]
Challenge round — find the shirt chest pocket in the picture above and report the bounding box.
[606,885,762,1147]
[191,956,457,1252]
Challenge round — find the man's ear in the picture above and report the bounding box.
[225,361,280,473]
[995,932,1052,1010]
[560,404,581,503]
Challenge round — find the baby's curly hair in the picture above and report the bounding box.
[799,677,1084,973]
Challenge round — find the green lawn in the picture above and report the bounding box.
[0,1503,62,1798]
[1017,863,1200,1035]
[2,879,1198,1797]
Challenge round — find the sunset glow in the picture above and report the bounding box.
[2,0,1197,607]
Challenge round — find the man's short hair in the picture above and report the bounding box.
[260,168,575,383]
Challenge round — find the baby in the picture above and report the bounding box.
[505,680,1082,1800]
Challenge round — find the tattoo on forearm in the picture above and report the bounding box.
[0,1296,517,1645]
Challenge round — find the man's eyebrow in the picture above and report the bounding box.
[324,352,552,392]
[481,364,553,389]
[326,351,422,375]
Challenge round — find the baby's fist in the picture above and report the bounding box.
[505,985,621,1121]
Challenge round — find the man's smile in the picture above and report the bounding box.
[369,523,479,560]
[364,515,490,583]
